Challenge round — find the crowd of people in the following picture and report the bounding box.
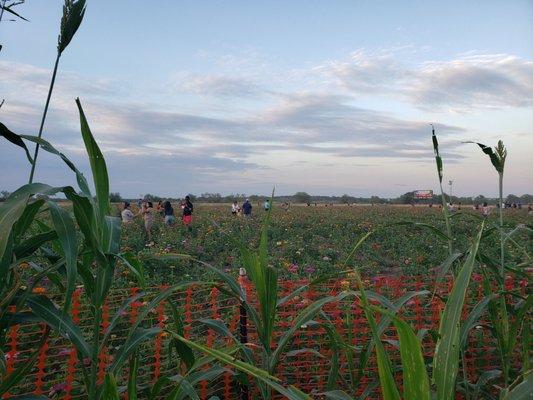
[121,196,194,243]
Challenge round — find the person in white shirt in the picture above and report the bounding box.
[121,202,134,223]
[231,201,240,216]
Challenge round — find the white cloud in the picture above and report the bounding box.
[317,51,533,112]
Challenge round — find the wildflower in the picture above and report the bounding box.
[304,265,316,274]
[49,383,67,397]
[340,280,350,290]
[57,348,71,357]
[322,256,331,261]
[32,287,46,294]
[288,263,298,273]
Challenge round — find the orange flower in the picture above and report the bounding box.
[32,287,46,294]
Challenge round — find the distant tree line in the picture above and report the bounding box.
[2,190,531,205]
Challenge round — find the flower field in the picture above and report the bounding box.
[118,203,531,284]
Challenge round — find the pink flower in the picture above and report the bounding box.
[288,264,298,273]
[49,383,67,397]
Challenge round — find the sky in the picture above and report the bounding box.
[1,0,532,198]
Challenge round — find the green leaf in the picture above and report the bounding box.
[27,295,91,358]
[503,370,533,400]
[75,98,110,219]
[108,327,161,374]
[322,390,354,400]
[352,270,400,400]
[170,332,312,400]
[115,252,146,289]
[432,126,443,183]
[464,141,506,174]
[459,295,493,348]
[13,199,45,238]
[48,201,78,312]
[58,0,86,54]
[433,223,484,400]
[102,373,120,400]
[127,354,139,400]
[392,316,430,399]
[0,122,33,164]
[14,230,58,258]
[100,291,145,350]
[20,135,91,196]
[270,295,338,371]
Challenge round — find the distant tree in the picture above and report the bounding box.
[399,191,415,204]
[109,192,122,203]
[505,194,520,204]
[293,192,311,204]
[1,190,11,200]
[340,194,352,204]
[520,194,533,203]
[186,193,197,201]
[143,194,162,202]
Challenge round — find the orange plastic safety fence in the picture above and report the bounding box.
[2,274,528,399]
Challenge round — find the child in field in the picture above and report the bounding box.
[182,196,194,228]
[163,201,175,226]
[481,202,491,217]
[141,201,154,244]
[121,202,134,223]
[231,201,240,216]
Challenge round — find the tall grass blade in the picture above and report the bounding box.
[433,223,484,400]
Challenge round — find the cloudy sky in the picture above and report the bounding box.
[1,0,532,198]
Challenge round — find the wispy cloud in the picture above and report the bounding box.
[316,51,533,112]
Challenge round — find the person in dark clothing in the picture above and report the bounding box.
[182,196,194,227]
[163,201,174,226]
[242,199,252,217]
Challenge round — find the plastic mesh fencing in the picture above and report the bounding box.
[3,273,528,399]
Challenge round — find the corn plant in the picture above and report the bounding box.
[1,99,212,399]
[467,140,532,393]
[159,200,345,399]
[28,0,86,183]
[431,125,454,257]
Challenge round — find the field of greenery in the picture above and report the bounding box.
[118,204,532,285]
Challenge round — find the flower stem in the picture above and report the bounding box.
[28,52,61,184]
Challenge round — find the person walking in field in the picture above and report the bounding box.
[141,201,154,244]
[242,199,252,218]
[182,195,194,228]
[263,199,271,211]
[121,202,134,223]
[163,200,175,226]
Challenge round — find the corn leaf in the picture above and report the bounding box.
[75,98,110,220]
[102,373,120,400]
[170,332,312,400]
[433,223,484,400]
[27,295,91,358]
[0,122,33,164]
[47,201,78,312]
